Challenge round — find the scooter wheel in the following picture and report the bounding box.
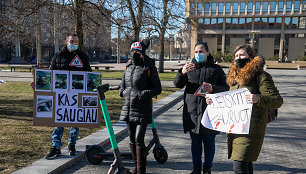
[85,145,104,165]
[153,146,168,164]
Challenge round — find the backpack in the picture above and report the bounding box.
[253,73,278,123]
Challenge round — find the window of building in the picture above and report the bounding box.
[248,2,253,12]
[212,3,217,13]
[241,2,246,13]
[271,2,276,12]
[292,17,298,28]
[197,3,203,14]
[294,1,300,11]
[239,18,246,29]
[255,2,261,12]
[233,3,239,13]
[226,3,231,13]
[198,18,204,24]
[190,3,196,14]
[286,1,292,12]
[269,17,275,28]
[225,18,231,29]
[204,18,210,29]
[276,17,282,29]
[246,18,252,29]
[285,17,291,28]
[232,18,239,28]
[211,18,217,29]
[262,2,269,12]
[278,1,284,12]
[262,17,268,27]
[254,18,262,29]
[219,3,224,13]
[218,18,223,28]
[205,3,210,13]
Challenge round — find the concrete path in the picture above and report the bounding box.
[59,69,306,174]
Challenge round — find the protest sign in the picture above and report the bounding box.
[201,88,252,134]
[33,69,102,128]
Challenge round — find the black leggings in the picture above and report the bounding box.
[233,160,253,174]
[127,122,148,147]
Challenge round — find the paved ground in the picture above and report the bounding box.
[59,69,306,174]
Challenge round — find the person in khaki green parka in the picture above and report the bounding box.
[225,44,283,173]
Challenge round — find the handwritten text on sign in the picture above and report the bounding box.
[55,93,98,123]
[201,88,252,134]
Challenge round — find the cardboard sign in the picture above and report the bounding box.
[201,88,252,134]
[33,69,102,128]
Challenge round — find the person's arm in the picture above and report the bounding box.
[49,53,58,70]
[255,71,283,109]
[119,68,127,97]
[211,65,229,93]
[137,64,162,100]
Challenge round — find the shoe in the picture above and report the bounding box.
[45,147,61,159]
[203,166,211,174]
[68,144,77,156]
[191,165,201,174]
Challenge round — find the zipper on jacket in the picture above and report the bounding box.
[128,66,136,115]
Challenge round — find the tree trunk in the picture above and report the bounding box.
[35,2,42,67]
[158,34,165,73]
[74,0,84,51]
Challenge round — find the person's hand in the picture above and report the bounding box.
[182,62,195,74]
[245,94,259,104]
[203,83,212,93]
[30,82,35,90]
[205,96,212,105]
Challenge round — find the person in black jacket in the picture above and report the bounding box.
[119,40,161,174]
[47,34,92,159]
[173,42,228,174]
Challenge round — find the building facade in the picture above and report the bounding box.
[186,0,306,60]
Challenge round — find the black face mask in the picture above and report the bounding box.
[132,53,142,65]
[235,58,250,68]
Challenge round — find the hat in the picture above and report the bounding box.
[130,39,150,56]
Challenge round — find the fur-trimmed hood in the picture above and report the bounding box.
[227,56,265,86]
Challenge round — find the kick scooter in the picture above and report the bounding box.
[89,84,131,174]
[85,84,168,165]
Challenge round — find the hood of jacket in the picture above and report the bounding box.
[227,56,265,86]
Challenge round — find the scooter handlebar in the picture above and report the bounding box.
[95,84,119,100]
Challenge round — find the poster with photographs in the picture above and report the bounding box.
[33,69,102,128]
[86,72,102,93]
[36,95,53,118]
[70,71,85,93]
[52,70,69,93]
[35,69,52,92]
[82,95,98,107]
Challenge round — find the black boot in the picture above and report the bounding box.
[130,143,137,174]
[203,166,211,174]
[68,144,76,156]
[190,165,201,174]
[136,146,147,174]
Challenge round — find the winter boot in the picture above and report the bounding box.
[203,166,211,174]
[130,143,137,174]
[45,146,61,159]
[136,146,147,174]
[190,165,201,174]
[68,144,77,156]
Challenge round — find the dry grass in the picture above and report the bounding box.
[0,82,179,174]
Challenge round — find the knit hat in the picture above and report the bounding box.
[130,39,150,56]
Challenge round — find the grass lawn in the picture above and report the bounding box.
[0,82,179,174]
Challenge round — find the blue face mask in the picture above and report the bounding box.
[68,44,78,52]
[194,53,206,63]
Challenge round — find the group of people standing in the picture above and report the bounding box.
[33,33,283,174]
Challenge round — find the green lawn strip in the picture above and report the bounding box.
[0,82,179,174]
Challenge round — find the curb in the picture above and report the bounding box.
[13,89,184,174]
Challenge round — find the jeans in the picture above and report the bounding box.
[190,131,216,168]
[233,160,253,174]
[51,127,79,149]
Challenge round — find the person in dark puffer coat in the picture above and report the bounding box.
[119,39,161,174]
[173,42,228,174]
